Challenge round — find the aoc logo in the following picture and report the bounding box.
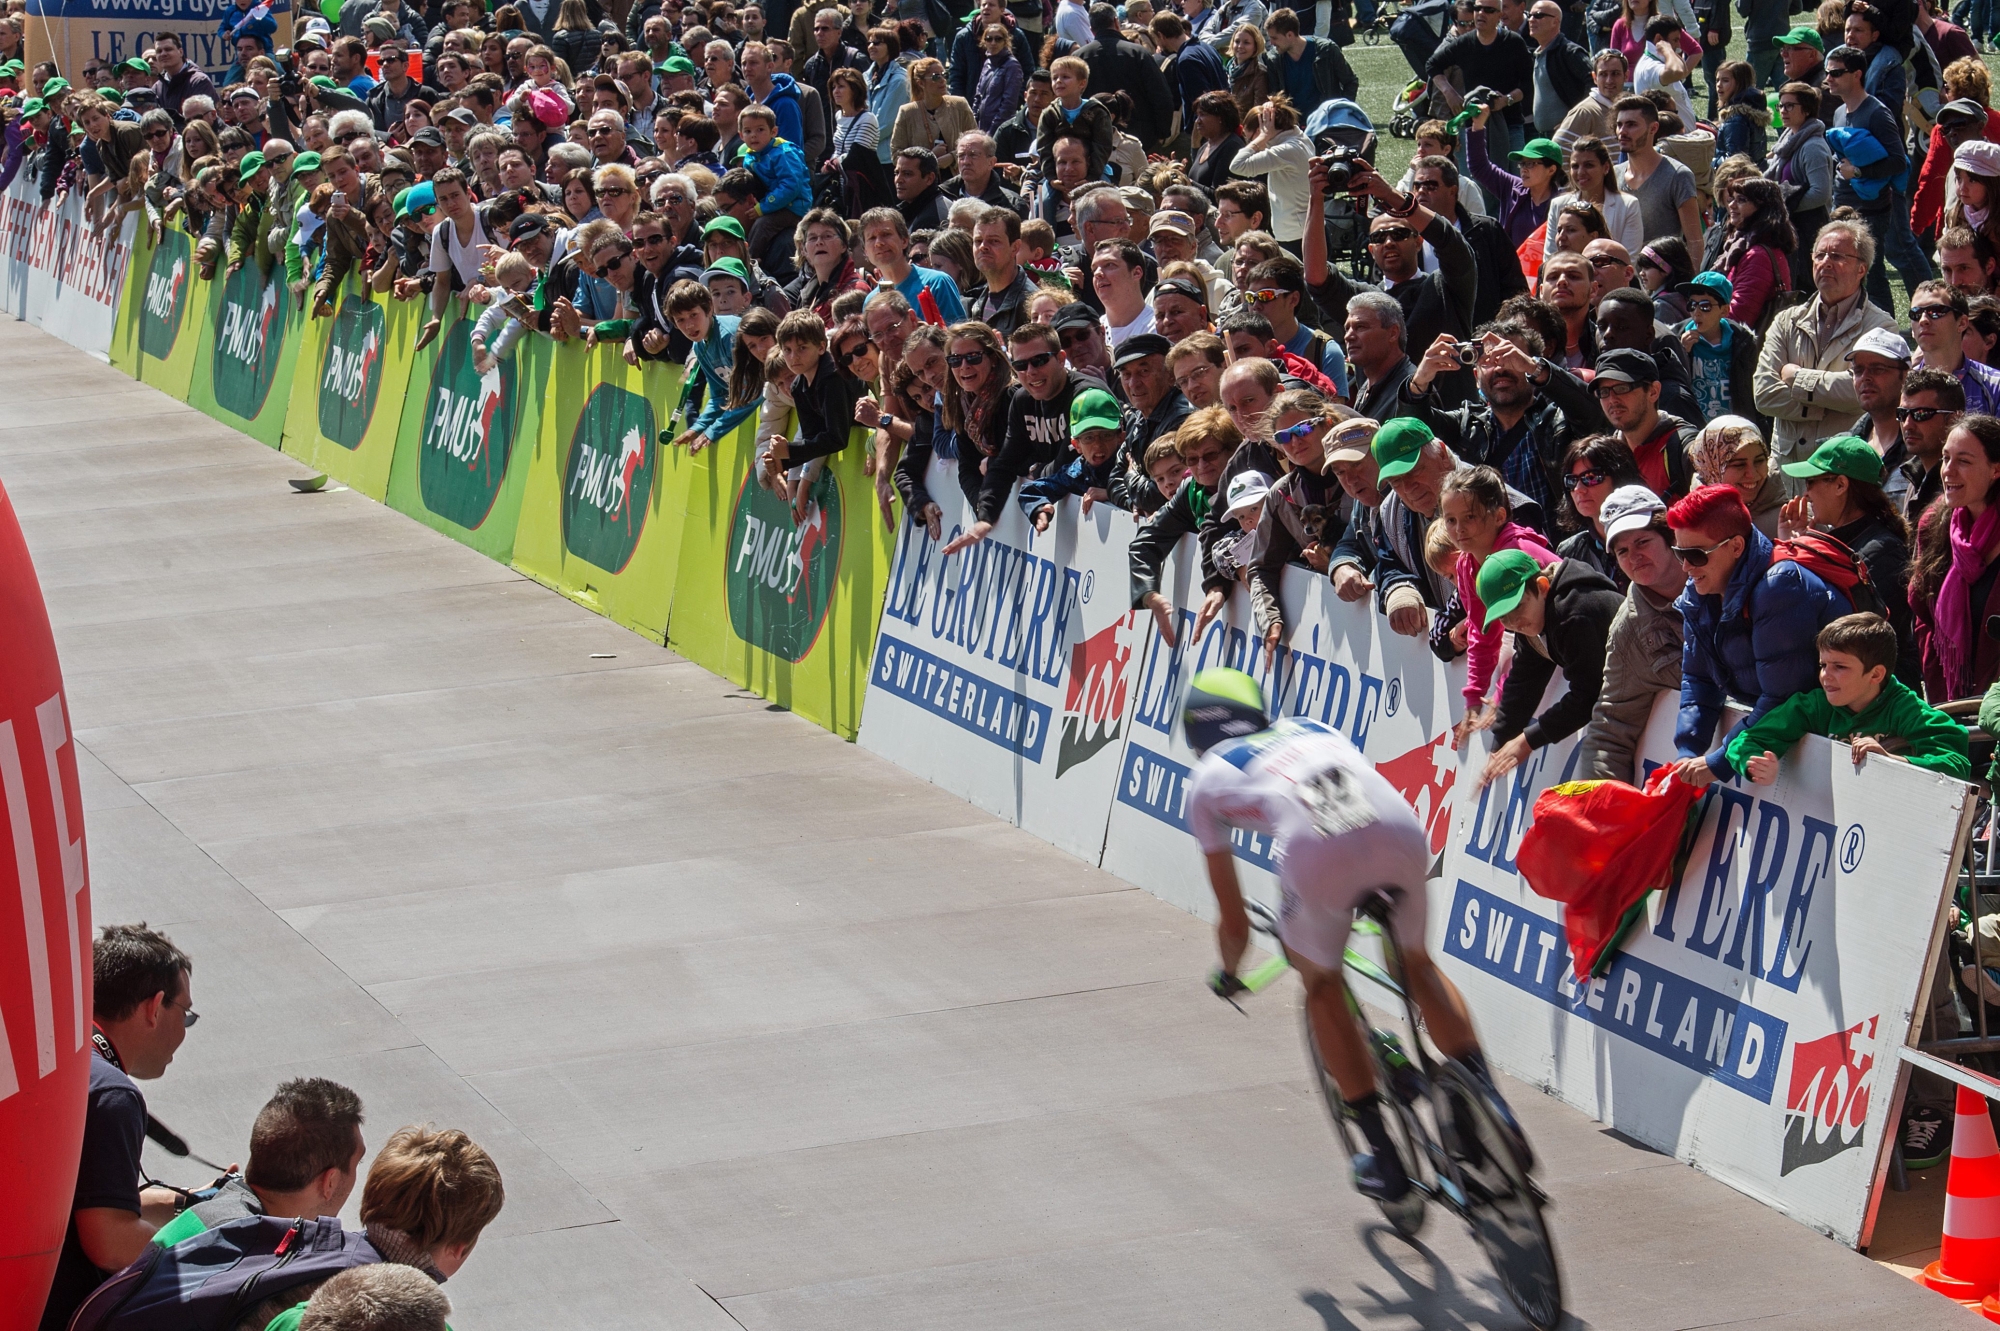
[726,467,842,663]
[317,296,387,449]
[211,265,287,419]
[1056,616,1133,777]
[561,384,656,572]
[418,319,517,530]
[138,230,190,360]
[1781,1015,1878,1175]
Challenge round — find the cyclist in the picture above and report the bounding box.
[1182,666,1521,1201]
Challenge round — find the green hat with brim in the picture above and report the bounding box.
[95,86,123,104]
[701,256,750,288]
[1781,434,1885,484]
[119,57,151,75]
[662,54,697,74]
[1070,386,1123,436]
[1508,137,1563,165]
[289,150,323,175]
[1773,24,1824,49]
[41,77,69,97]
[237,150,266,182]
[1372,416,1435,480]
[702,214,747,241]
[20,97,46,116]
[1476,548,1546,628]
[309,74,340,90]
[0,60,25,76]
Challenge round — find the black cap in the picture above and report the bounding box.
[1593,347,1660,385]
[1113,332,1173,367]
[410,126,445,147]
[1051,301,1101,332]
[508,211,552,243]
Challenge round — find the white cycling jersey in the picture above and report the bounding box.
[1186,718,1432,970]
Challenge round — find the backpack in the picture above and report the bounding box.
[1769,529,1888,619]
[67,1215,381,1331]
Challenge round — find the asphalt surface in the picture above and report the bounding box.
[5,316,1981,1329]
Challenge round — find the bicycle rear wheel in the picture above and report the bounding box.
[1432,1064,1563,1331]
[1303,1006,1430,1237]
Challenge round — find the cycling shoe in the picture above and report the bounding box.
[1208,969,1250,999]
[1352,1149,1412,1202]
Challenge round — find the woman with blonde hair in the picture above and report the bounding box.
[891,56,975,176]
[1227,26,1267,116]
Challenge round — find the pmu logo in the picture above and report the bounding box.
[726,466,842,663]
[1055,615,1134,776]
[211,265,286,419]
[561,384,657,573]
[1376,730,1457,857]
[317,295,386,449]
[137,230,190,361]
[1781,1015,1877,1175]
[418,318,517,530]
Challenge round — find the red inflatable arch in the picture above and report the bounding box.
[0,476,91,1331]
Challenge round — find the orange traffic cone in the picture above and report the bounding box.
[1924,1086,2000,1302]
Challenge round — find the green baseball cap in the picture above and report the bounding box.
[309,74,340,90]
[701,256,751,288]
[1070,387,1123,436]
[0,59,24,76]
[289,150,323,175]
[119,57,151,75]
[40,77,68,96]
[1781,434,1885,484]
[702,214,746,241]
[18,97,44,116]
[95,86,123,104]
[1372,416,1435,480]
[1508,137,1563,165]
[1476,549,1546,627]
[1773,24,1824,49]
[237,150,266,182]
[662,54,698,74]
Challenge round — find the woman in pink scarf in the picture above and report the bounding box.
[1442,465,1557,745]
[1914,416,2000,701]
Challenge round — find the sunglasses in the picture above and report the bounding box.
[336,131,368,144]
[838,340,875,365]
[145,127,171,140]
[1897,405,1949,421]
[1592,379,1642,398]
[632,232,667,246]
[1670,536,1738,566]
[1272,419,1320,446]
[1911,304,1958,321]
[593,249,632,276]
[1010,349,1056,372]
[1057,328,1094,349]
[1243,288,1283,305]
[1369,226,1416,244]
[1563,468,1609,490]
[947,350,986,368]
[598,185,632,197]
[1686,298,1717,313]
[1587,254,1629,269]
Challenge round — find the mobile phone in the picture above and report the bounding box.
[331,189,347,208]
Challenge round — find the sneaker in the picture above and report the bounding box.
[1904,1105,1952,1170]
[1353,1148,1412,1201]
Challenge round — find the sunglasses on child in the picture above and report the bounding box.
[593,248,632,277]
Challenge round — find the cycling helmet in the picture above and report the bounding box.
[1182,667,1271,756]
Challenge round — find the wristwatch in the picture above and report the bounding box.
[879,413,895,429]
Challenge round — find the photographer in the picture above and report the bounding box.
[1304,153,1478,408]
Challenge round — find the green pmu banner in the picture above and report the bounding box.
[186,263,299,449]
[668,418,894,739]
[384,302,546,562]
[281,283,426,501]
[122,227,204,403]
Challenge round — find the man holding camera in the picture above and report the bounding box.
[1304,154,1478,408]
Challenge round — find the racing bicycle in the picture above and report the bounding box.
[1231,896,1565,1331]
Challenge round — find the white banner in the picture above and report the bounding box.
[1440,695,1974,1246]
[1098,533,1465,919]
[0,174,134,361]
[857,454,1144,863]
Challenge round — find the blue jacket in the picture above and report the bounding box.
[685,314,753,442]
[216,1,277,49]
[739,136,811,218]
[1676,526,1852,777]
[1018,450,1118,517]
[759,74,805,149]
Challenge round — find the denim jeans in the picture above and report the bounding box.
[1861,192,1935,313]
[1973,0,1994,42]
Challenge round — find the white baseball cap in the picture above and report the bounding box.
[1599,484,1668,543]
[1224,469,1273,518]
[1844,327,1912,364]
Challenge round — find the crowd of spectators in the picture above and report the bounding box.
[11,0,2000,1262]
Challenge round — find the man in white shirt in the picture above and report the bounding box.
[1094,240,1156,347]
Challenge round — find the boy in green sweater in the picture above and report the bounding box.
[1726,613,1971,783]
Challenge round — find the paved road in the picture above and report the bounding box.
[5,318,1977,1330]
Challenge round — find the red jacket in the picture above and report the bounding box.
[1912,108,2000,237]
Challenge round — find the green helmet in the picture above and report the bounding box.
[1181,667,1271,756]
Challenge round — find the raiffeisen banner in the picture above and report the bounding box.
[858,453,1143,864]
[1442,696,1975,1247]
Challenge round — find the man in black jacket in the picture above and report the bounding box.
[1525,1,1592,138]
[1424,0,1535,149]
[946,324,1089,552]
[1260,8,1360,121]
[1476,549,1625,789]
[1409,154,1525,329]
[894,148,951,232]
[994,69,1054,166]
[1079,4,1176,148]
[801,10,864,108]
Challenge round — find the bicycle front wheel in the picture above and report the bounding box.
[1432,1064,1563,1331]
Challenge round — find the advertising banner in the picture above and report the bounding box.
[1098,535,1463,917]
[25,0,293,81]
[0,175,134,361]
[280,283,427,501]
[123,226,205,402]
[186,261,299,449]
[669,420,896,740]
[510,343,685,641]
[384,306,550,563]
[1440,698,1975,1247]
[857,453,1142,863]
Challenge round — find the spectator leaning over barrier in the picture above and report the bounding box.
[1131,405,1243,643]
[295,1265,450,1331]
[1778,434,1921,685]
[1020,386,1129,528]
[1912,413,2000,702]
[152,1079,367,1244]
[1753,215,1896,478]
[949,321,1090,552]
[1553,434,1646,589]
[1666,483,1854,784]
[40,925,197,1331]
[667,278,748,452]
[1474,542,1626,789]
[1324,416,1389,605]
[1110,332,1192,511]
[1246,389,1352,651]
[1578,484,1691,782]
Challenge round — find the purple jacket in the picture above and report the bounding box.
[1466,126,1551,249]
[974,53,1025,133]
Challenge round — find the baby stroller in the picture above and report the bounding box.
[1305,100,1381,278]
[1387,0,1452,136]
